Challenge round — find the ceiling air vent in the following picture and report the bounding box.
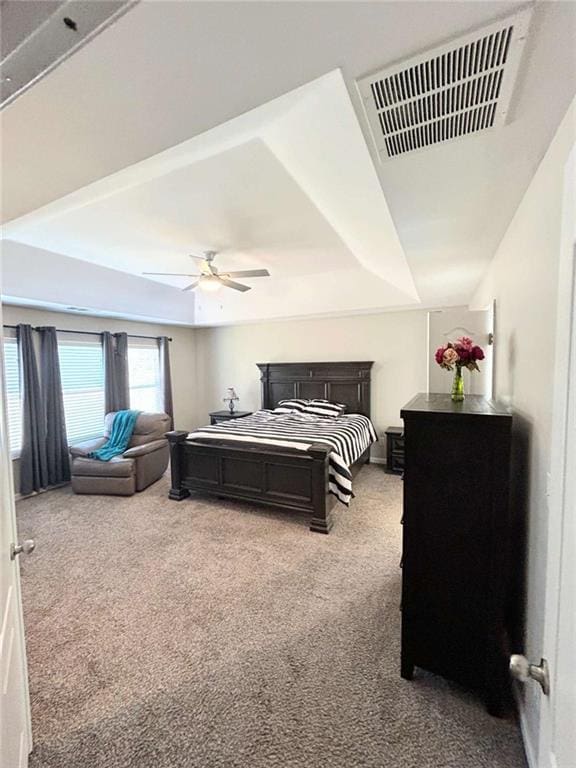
[357,8,532,161]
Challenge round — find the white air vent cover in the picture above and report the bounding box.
[357,8,532,161]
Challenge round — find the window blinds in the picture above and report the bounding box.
[2,337,22,454]
[3,334,163,452]
[58,340,105,443]
[128,342,161,413]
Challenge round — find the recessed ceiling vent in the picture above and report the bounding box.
[357,8,532,161]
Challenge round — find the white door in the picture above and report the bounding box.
[0,302,33,768]
[537,147,576,768]
[427,306,494,396]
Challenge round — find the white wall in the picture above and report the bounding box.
[4,302,454,467]
[1,241,196,326]
[2,304,198,490]
[194,308,439,461]
[471,98,576,765]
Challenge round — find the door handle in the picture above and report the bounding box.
[10,539,35,560]
[510,654,550,696]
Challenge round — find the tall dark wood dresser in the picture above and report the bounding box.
[400,393,513,715]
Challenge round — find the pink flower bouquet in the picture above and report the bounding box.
[435,336,485,372]
[434,336,485,401]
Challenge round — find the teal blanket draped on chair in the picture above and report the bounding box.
[90,410,141,462]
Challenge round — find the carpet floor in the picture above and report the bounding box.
[16,467,526,768]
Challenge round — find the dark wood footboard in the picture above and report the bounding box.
[166,431,336,533]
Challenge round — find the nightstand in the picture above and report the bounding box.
[385,426,404,475]
[209,410,252,425]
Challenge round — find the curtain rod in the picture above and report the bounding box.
[2,324,172,342]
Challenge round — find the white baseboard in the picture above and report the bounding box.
[370,456,386,465]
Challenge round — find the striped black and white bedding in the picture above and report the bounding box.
[186,410,377,505]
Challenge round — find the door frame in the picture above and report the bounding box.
[538,145,576,768]
[426,305,494,397]
[0,299,33,765]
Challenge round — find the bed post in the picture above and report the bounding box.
[309,444,333,534]
[166,431,190,500]
[257,363,271,409]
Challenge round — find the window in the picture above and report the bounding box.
[2,337,22,455]
[58,340,105,443]
[128,343,162,412]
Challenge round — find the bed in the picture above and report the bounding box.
[166,361,375,533]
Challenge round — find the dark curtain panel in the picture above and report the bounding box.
[38,327,71,485]
[102,332,115,412]
[114,332,130,408]
[18,324,48,495]
[158,336,174,427]
[103,332,130,413]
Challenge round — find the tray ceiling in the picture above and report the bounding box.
[2,1,575,323]
[3,71,419,325]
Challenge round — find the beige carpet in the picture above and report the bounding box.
[16,467,526,768]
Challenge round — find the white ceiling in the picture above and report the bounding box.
[1,1,575,325]
[8,140,358,281]
[0,240,197,326]
[3,70,419,324]
[1,1,65,57]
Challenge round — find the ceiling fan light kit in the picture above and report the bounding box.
[142,251,270,293]
[199,274,221,292]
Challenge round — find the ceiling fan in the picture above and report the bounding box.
[142,251,270,293]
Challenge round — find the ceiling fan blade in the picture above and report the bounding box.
[188,253,208,261]
[182,281,199,291]
[223,269,270,278]
[219,278,251,292]
[143,272,201,277]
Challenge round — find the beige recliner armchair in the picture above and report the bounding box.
[70,412,171,495]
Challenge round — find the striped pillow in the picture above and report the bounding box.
[303,399,346,417]
[274,398,309,414]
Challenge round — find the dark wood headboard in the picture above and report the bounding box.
[257,362,374,417]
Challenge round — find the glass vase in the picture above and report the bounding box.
[451,367,464,402]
